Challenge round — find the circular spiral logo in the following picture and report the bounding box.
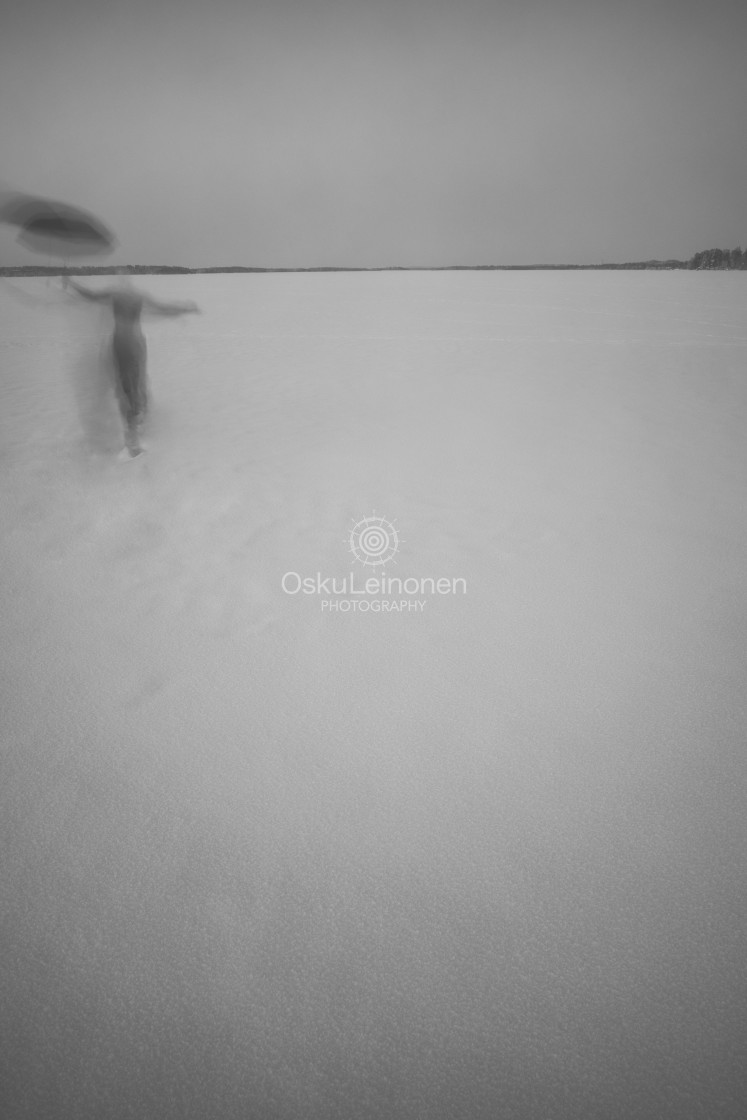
[347,514,400,567]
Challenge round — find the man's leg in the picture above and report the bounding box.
[115,379,143,456]
[134,373,148,438]
[112,335,147,455]
[124,420,142,455]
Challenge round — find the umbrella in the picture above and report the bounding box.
[0,193,117,261]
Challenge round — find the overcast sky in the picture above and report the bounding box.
[1,0,745,268]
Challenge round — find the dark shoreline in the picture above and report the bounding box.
[3,249,745,277]
[0,261,692,276]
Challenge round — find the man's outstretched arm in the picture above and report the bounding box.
[62,277,112,302]
[143,296,201,317]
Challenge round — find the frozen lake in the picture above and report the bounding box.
[2,270,746,1118]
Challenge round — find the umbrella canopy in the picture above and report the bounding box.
[0,193,117,259]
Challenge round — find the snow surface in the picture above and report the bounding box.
[2,270,746,1119]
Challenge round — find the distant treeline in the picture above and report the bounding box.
[1,248,745,276]
[687,247,747,269]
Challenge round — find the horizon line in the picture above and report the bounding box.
[1,259,697,274]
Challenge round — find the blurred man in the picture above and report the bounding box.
[63,272,200,457]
